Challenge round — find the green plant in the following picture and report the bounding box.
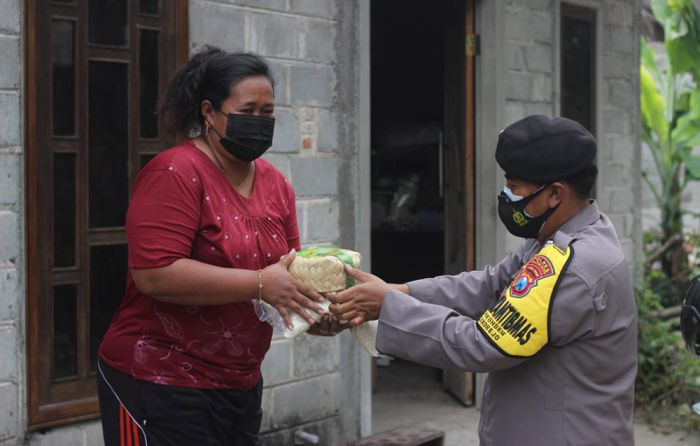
[636,270,700,431]
[640,0,700,280]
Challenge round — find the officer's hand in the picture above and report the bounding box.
[328,266,391,327]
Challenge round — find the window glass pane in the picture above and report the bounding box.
[139,0,159,15]
[90,245,127,371]
[53,284,78,379]
[52,20,76,136]
[88,0,128,46]
[140,30,160,138]
[54,154,76,267]
[89,61,129,228]
[561,14,595,133]
[140,154,156,169]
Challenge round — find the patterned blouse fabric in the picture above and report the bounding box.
[99,140,300,390]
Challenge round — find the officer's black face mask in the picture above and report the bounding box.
[497,185,557,239]
[208,111,275,162]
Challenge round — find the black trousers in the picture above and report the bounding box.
[97,358,263,446]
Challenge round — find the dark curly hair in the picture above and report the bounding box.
[158,46,275,142]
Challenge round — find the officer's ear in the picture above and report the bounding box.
[547,182,566,208]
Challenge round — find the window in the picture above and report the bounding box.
[26,0,188,428]
[560,3,596,134]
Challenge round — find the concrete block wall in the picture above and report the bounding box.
[191,1,358,445]
[0,0,22,444]
[499,0,642,265]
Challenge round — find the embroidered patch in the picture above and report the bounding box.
[510,255,555,298]
[477,243,573,358]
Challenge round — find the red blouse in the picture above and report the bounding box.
[99,140,300,390]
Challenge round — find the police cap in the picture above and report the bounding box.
[495,115,597,184]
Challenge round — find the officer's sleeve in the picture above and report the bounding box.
[548,272,595,346]
[406,240,533,319]
[376,289,527,372]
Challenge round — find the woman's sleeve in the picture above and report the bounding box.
[127,169,202,269]
[283,180,301,251]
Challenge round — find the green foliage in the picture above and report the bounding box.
[641,0,700,278]
[636,270,700,431]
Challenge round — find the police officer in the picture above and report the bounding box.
[329,115,638,445]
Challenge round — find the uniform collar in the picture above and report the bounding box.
[549,200,600,249]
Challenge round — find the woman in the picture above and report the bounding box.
[97,46,332,445]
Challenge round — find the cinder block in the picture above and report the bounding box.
[261,339,292,386]
[293,335,340,378]
[603,53,635,78]
[531,74,552,102]
[270,373,340,429]
[0,211,18,264]
[504,44,526,71]
[531,13,554,44]
[525,43,553,74]
[290,66,335,106]
[506,72,534,102]
[525,101,553,116]
[504,101,526,126]
[600,135,636,162]
[603,108,632,135]
[606,26,636,55]
[606,79,637,110]
[290,157,338,197]
[0,94,20,148]
[0,37,19,90]
[262,154,291,178]
[0,152,19,205]
[0,326,17,382]
[249,13,301,59]
[304,20,335,63]
[190,2,245,52]
[289,0,337,19]
[604,2,634,29]
[0,0,20,35]
[306,200,340,242]
[317,109,338,153]
[0,383,17,441]
[527,0,553,11]
[505,9,530,42]
[268,61,289,106]
[0,268,18,322]
[600,161,631,188]
[270,108,301,154]
[235,0,286,9]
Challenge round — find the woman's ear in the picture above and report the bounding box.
[200,99,214,121]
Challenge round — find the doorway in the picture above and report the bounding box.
[369,0,476,411]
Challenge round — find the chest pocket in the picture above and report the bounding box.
[478,243,573,358]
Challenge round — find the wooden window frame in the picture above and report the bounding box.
[25,0,188,429]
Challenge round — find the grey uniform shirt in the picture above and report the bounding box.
[376,201,637,446]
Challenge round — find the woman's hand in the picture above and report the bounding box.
[328,266,392,327]
[307,313,348,337]
[261,249,325,329]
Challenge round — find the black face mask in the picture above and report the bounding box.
[209,112,275,162]
[497,185,557,239]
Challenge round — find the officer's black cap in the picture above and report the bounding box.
[495,115,597,184]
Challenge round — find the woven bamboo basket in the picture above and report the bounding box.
[288,248,361,293]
